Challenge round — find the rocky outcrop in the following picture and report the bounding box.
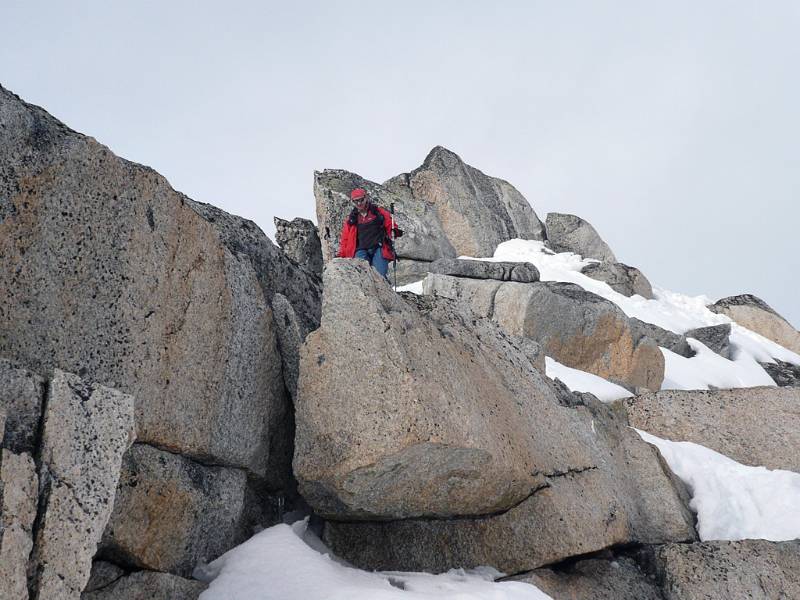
[274,217,323,277]
[424,276,665,391]
[314,146,546,267]
[30,369,135,600]
[100,443,256,577]
[393,146,547,257]
[580,261,654,299]
[760,359,800,387]
[624,386,800,471]
[322,392,695,573]
[709,294,800,354]
[545,213,617,262]
[656,540,800,599]
[685,323,732,358]
[82,570,206,600]
[298,260,694,572]
[0,84,319,480]
[429,257,540,282]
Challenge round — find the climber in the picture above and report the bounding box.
[337,187,402,280]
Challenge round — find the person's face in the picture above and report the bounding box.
[353,195,368,209]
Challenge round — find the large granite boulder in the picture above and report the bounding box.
[545,213,617,262]
[580,261,654,299]
[30,369,135,600]
[623,386,800,472]
[392,146,547,257]
[709,294,800,354]
[99,443,256,577]
[273,216,323,277]
[656,540,800,599]
[298,260,694,572]
[322,392,695,573]
[424,275,665,391]
[314,146,546,265]
[0,84,319,480]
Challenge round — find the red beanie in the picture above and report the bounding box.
[350,188,366,201]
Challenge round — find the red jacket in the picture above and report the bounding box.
[337,204,398,261]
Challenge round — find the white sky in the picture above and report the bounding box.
[2,1,798,327]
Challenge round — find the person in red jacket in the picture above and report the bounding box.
[337,188,401,279]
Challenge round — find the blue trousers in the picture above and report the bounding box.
[355,245,390,278]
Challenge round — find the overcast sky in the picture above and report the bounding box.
[2,1,798,326]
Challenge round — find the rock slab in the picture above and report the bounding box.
[30,369,135,600]
[0,449,38,600]
[425,276,665,391]
[624,386,800,472]
[429,257,540,282]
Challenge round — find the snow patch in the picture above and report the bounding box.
[197,519,553,600]
[545,356,633,401]
[636,430,800,542]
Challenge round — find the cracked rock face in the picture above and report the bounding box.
[314,146,546,266]
[624,386,800,472]
[30,369,135,600]
[545,213,617,262]
[297,260,694,572]
[424,276,665,391]
[708,294,800,354]
[99,443,253,578]
[0,84,313,479]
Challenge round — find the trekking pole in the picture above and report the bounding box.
[390,203,397,292]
